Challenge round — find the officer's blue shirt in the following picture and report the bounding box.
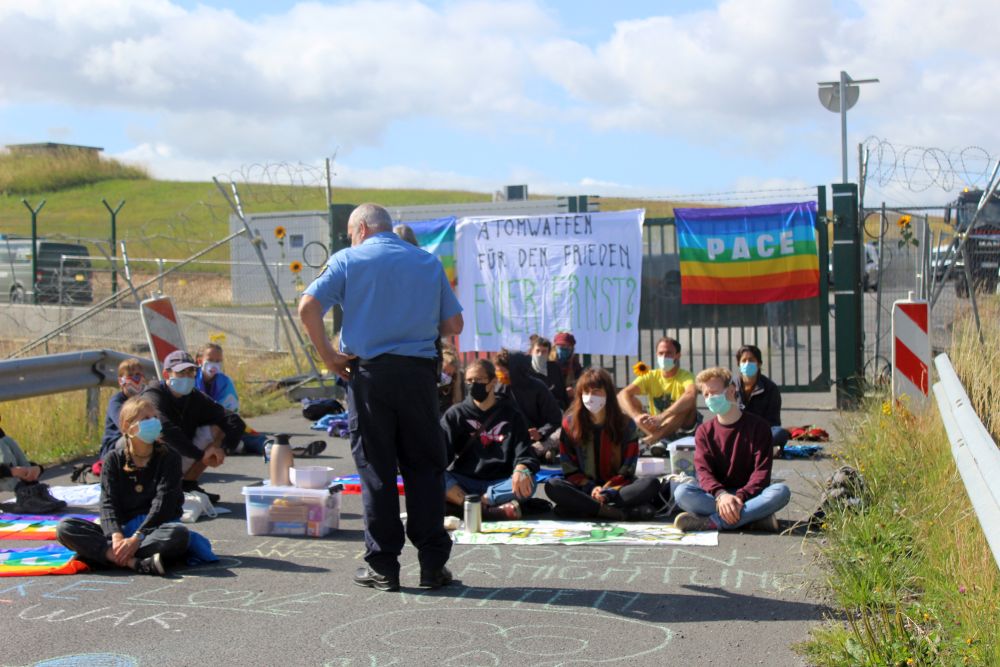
[303,231,462,359]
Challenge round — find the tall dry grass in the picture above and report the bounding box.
[0,149,147,195]
[949,295,999,440]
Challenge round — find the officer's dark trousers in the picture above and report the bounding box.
[347,355,451,576]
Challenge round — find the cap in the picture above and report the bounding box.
[553,332,576,347]
[163,350,197,372]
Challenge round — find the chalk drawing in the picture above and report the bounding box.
[322,606,673,666]
[126,582,347,617]
[30,654,138,667]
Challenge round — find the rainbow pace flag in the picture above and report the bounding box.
[408,216,457,286]
[0,513,98,540]
[675,201,820,305]
[0,544,89,577]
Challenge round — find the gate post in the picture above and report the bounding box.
[832,183,864,407]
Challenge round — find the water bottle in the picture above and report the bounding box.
[269,433,293,487]
[463,494,482,533]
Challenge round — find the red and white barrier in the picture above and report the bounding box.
[140,296,187,380]
[892,293,931,411]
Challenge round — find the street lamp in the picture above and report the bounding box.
[818,71,879,183]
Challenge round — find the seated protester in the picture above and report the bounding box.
[617,336,700,453]
[544,368,660,521]
[528,335,569,410]
[143,350,245,503]
[552,331,583,402]
[735,344,791,454]
[0,411,65,513]
[494,349,563,464]
[194,343,239,413]
[440,359,539,521]
[194,342,266,455]
[437,341,464,415]
[100,358,149,460]
[673,367,791,533]
[57,396,190,576]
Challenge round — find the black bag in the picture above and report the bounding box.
[302,398,345,421]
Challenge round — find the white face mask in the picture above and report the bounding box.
[202,361,223,378]
[657,355,676,371]
[582,393,606,414]
[439,371,452,386]
[531,353,547,374]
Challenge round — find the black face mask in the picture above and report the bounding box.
[467,381,490,402]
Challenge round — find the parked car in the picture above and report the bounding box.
[0,236,93,304]
[930,243,963,280]
[829,241,879,291]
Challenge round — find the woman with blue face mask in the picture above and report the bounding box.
[734,344,790,455]
[56,396,210,577]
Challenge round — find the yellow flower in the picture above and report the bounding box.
[209,332,227,345]
[289,260,303,274]
[897,214,912,229]
[633,361,649,376]
[274,225,287,240]
[881,401,892,416]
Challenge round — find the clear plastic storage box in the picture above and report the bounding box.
[242,484,342,537]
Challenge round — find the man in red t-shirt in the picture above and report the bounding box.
[672,367,790,532]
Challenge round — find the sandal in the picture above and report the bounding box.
[292,440,327,458]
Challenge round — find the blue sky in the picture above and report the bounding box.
[2,0,997,207]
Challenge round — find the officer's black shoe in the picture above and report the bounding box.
[418,566,454,590]
[353,566,400,592]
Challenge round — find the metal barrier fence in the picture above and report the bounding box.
[933,353,1000,570]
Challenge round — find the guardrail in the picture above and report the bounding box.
[0,350,156,426]
[932,353,1000,570]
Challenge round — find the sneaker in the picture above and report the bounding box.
[182,480,220,504]
[418,566,454,590]
[134,553,166,576]
[750,513,780,533]
[353,566,400,592]
[673,512,716,532]
[482,500,521,521]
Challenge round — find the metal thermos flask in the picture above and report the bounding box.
[463,494,482,533]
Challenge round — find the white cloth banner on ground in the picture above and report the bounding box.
[456,209,645,355]
[49,484,101,508]
[452,520,717,546]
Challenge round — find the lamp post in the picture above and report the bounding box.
[818,71,879,183]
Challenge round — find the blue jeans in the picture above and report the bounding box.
[445,470,536,505]
[673,480,791,529]
[771,426,790,452]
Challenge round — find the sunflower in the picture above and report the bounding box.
[897,214,911,229]
[274,225,287,240]
[289,260,303,274]
[633,361,649,376]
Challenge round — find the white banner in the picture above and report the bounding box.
[456,209,644,355]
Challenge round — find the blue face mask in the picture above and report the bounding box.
[705,393,731,415]
[555,347,572,363]
[740,361,758,378]
[135,417,162,443]
[657,355,676,371]
[168,376,196,396]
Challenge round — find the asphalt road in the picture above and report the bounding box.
[1,394,839,667]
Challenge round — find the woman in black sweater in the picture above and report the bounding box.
[57,396,189,576]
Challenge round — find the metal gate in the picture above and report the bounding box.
[584,188,832,393]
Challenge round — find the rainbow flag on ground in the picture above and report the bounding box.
[0,544,89,577]
[0,513,98,540]
[675,201,819,305]
[409,217,457,285]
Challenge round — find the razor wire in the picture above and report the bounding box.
[863,136,996,194]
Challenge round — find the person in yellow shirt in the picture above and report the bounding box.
[617,336,700,452]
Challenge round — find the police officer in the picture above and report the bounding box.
[299,203,463,592]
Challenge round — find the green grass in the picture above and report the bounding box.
[800,298,1000,666]
[0,150,148,195]
[0,178,494,262]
